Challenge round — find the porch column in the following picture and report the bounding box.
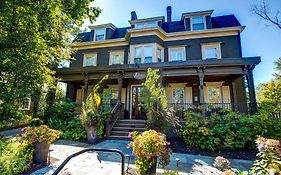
[117,73,123,103]
[246,65,257,114]
[83,75,88,102]
[198,68,205,104]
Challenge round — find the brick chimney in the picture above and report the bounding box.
[167,6,172,22]
[131,11,138,20]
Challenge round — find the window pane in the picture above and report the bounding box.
[144,46,152,57]
[111,54,122,65]
[157,48,162,62]
[144,57,152,63]
[192,16,204,24]
[208,87,221,103]
[134,47,142,58]
[86,56,95,66]
[171,48,184,61]
[95,29,105,41]
[173,88,184,103]
[193,23,205,30]
[134,57,141,64]
[205,48,217,59]
[146,21,157,27]
[135,23,145,29]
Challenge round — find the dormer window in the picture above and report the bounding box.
[191,16,206,31]
[94,28,106,41]
[135,21,158,29]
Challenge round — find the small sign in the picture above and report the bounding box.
[133,72,146,80]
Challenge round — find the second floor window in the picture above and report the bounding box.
[157,47,162,62]
[134,47,142,64]
[94,28,106,41]
[169,47,186,61]
[144,46,153,63]
[83,53,97,67]
[191,16,205,31]
[109,51,124,65]
[201,43,222,60]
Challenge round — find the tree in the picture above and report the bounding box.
[0,0,101,117]
[251,0,281,30]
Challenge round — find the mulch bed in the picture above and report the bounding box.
[167,137,258,160]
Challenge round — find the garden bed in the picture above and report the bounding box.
[168,137,258,160]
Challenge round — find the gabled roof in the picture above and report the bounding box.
[211,15,241,28]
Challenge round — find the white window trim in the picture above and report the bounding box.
[205,82,224,103]
[172,87,185,103]
[201,43,222,60]
[190,16,207,31]
[94,28,106,41]
[134,21,158,29]
[83,53,97,67]
[129,43,163,64]
[19,98,31,111]
[168,46,186,62]
[109,51,124,65]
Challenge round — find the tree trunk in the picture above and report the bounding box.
[86,125,98,144]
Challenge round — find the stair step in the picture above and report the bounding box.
[117,120,146,124]
[111,131,130,136]
[112,127,145,132]
[106,135,132,140]
[115,123,145,127]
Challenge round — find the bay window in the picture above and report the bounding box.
[134,47,142,64]
[144,46,153,63]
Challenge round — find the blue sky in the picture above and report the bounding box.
[83,0,281,85]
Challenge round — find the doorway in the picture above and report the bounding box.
[130,85,147,120]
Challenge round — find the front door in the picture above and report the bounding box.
[131,86,146,120]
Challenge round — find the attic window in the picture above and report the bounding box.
[94,28,106,41]
[135,21,158,29]
[191,16,206,31]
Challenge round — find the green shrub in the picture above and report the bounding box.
[0,137,33,175]
[0,114,32,131]
[179,112,281,151]
[28,118,44,127]
[61,117,86,140]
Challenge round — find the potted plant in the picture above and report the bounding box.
[80,75,111,144]
[20,125,61,164]
[128,130,171,175]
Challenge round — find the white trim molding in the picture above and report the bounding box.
[109,51,124,65]
[201,42,222,60]
[168,46,186,62]
[83,53,97,67]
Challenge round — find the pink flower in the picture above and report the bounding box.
[126,143,131,149]
[155,151,159,157]
[128,132,132,138]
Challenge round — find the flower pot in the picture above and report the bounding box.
[86,125,98,144]
[33,143,50,164]
[140,158,157,175]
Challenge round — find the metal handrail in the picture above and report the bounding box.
[52,148,125,175]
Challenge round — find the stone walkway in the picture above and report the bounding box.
[0,129,253,175]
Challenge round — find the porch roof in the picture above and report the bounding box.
[57,57,260,81]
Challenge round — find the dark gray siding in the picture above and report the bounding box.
[70,35,241,67]
[70,45,129,67]
[164,35,241,61]
[130,35,164,46]
[106,28,115,40]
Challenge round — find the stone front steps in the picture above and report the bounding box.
[106,119,146,140]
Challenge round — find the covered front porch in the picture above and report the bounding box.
[57,58,259,119]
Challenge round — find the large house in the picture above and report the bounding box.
[57,6,260,134]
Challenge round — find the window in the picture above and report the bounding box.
[144,46,153,63]
[94,28,106,41]
[109,51,124,65]
[172,88,184,103]
[157,47,162,62]
[201,43,221,60]
[134,47,142,64]
[83,53,97,67]
[134,21,158,29]
[19,98,31,111]
[207,86,221,103]
[191,16,205,31]
[169,47,185,61]
[130,44,163,64]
